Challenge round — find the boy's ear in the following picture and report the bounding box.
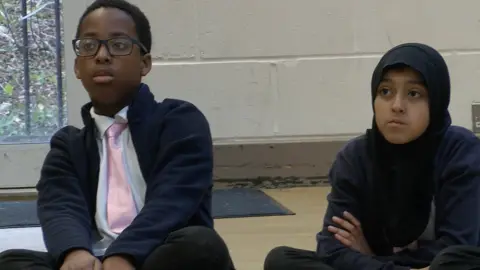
[141,53,152,76]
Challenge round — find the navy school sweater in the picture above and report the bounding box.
[36,84,214,267]
[316,125,480,270]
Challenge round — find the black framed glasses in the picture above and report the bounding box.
[72,37,148,57]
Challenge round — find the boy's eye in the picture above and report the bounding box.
[111,41,127,49]
[109,38,132,52]
[79,40,97,51]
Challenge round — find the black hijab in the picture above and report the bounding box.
[364,43,452,254]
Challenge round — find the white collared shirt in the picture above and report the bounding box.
[90,106,146,243]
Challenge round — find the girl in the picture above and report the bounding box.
[264,43,480,270]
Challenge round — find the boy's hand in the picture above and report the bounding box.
[60,249,102,270]
[103,255,135,270]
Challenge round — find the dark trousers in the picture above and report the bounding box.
[0,226,235,270]
[429,245,480,270]
[264,246,334,270]
[265,245,480,270]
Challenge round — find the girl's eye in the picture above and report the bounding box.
[409,90,420,97]
[379,88,390,95]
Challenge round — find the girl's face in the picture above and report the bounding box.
[374,67,430,144]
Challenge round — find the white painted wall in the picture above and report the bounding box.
[2,0,480,188]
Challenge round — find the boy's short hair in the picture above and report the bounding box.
[75,0,152,54]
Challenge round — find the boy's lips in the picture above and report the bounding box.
[92,70,114,84]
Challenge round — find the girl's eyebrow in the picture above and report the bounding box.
[380,77,424,85]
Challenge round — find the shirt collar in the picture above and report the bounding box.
[90,106,129,137]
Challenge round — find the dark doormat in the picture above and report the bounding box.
[212,188,294,219]
[0,188,294,228]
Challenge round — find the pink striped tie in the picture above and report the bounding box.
[106,122,137,234]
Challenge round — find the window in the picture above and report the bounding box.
[0,0,64,189]
[0,0,65,144]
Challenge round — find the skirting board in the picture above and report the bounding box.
[0,139,348,199]
[213,139,348,189]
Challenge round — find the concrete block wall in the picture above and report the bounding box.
[3,0,480,188]
[65,0,480,139]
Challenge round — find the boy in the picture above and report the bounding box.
[0,1,234,269]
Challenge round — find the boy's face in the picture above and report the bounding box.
[74,7,151,110]
[374,67,430,144]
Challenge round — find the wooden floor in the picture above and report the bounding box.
[0,186,330,270]
[217,186,329,269]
